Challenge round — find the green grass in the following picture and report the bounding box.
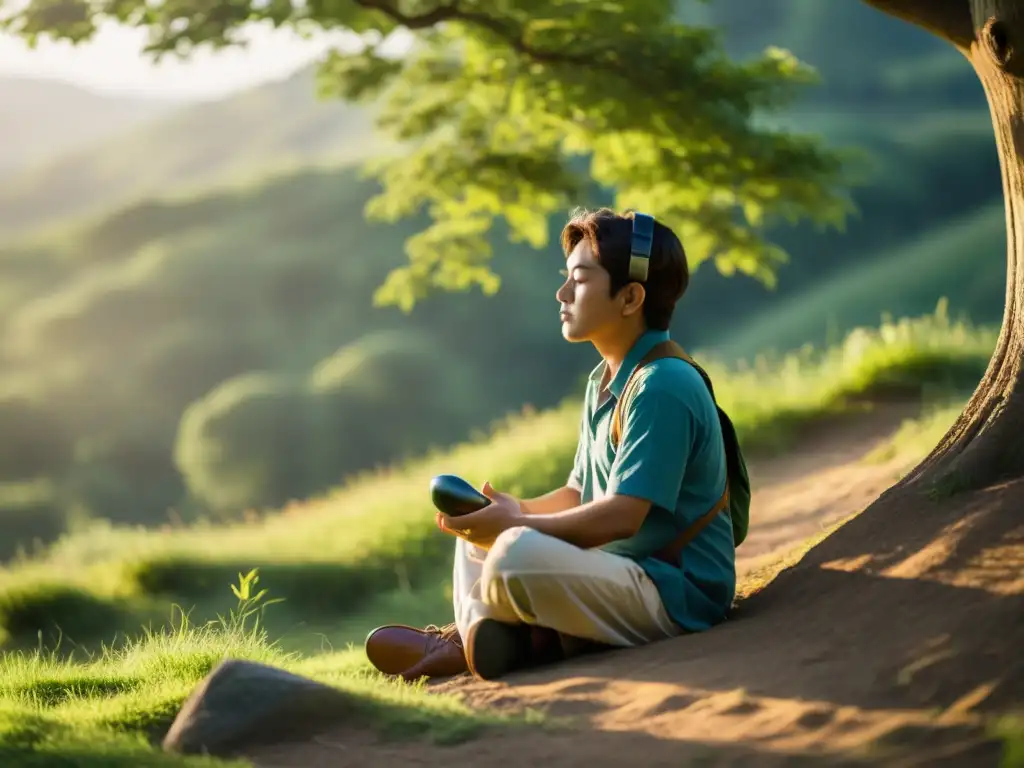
[0,57,1000,545]
[994,714,1024,768]
[0,308,997,655]
[697,300,992,450]
[0,309,1002,766]
[0,157,583,540]
[721,203,1006,362]
[863,400,967,465]
[0,574,528,768]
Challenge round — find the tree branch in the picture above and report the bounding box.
[861,0,975,51]
[350,0,461,30]
[350,0,597,67]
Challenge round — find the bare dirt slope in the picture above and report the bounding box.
[251,401,1024,767]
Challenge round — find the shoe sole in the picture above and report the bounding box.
[465,619,528,681]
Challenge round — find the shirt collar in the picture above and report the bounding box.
[589,328,671,400]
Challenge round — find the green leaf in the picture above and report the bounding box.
[4,0,856,307]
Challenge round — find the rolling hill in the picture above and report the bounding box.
[0,76,180,177]
[0,150,1008,558]
[721,201,1007,360]
[0,66,383,236]
[0,2,1008,555]
[0,163,599,550]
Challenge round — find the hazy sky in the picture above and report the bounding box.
[0,20,362,100]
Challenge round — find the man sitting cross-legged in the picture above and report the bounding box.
[364,207,739,682]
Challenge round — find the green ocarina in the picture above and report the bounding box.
[430,474,491,517]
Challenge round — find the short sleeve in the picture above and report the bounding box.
[567,409,587,491]
[605,377,694,510]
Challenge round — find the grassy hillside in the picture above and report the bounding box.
[0,76,180,176]
[0,111,1007,558]
[0,310,998,767]
[0,586,528,768]
[0,163,599,552]
[674,104,1001,342]
[0,310,995,655]
[0,5,1015,763]
[720,203,1007,360]
[0,119,1007,562]
[0,605,510,767]
[0,3,1005,555]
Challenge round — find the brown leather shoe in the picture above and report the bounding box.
[364,622,468,681]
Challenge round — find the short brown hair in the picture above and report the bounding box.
[559,207,689,330]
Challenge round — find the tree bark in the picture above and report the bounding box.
[864,0,1024,495]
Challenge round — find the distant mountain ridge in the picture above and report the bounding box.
[0,75,182,177]
[0,66,381,238]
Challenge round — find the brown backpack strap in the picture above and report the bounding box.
[608,339,729,565]
[610,340,692,447]
[652,486,729,566]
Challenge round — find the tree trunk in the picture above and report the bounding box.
[865,0,1024,496]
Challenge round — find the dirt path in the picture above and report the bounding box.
[250,400,1023,767]
[735,401,920,573]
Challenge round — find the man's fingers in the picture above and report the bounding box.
[439,511,474,537]
[481,481,513,505]
[437,512,460,535]
[448,507,485,527]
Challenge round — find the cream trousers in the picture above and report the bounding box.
[452,526,682,647]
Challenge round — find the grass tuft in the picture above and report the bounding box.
[0,569,523,766]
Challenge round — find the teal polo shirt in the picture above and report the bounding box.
[567,328,736,632]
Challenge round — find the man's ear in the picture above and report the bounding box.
[620,283,645,317]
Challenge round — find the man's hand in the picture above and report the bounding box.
[436,481,526,550]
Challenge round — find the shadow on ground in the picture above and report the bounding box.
[408,477,1024,768]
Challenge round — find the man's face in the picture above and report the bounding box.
[556,240,622,343]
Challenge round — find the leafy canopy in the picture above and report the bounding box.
[3,0,854,310]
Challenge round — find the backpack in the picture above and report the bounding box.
[609,340,751,562]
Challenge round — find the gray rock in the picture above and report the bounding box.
[162,658,353,756]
